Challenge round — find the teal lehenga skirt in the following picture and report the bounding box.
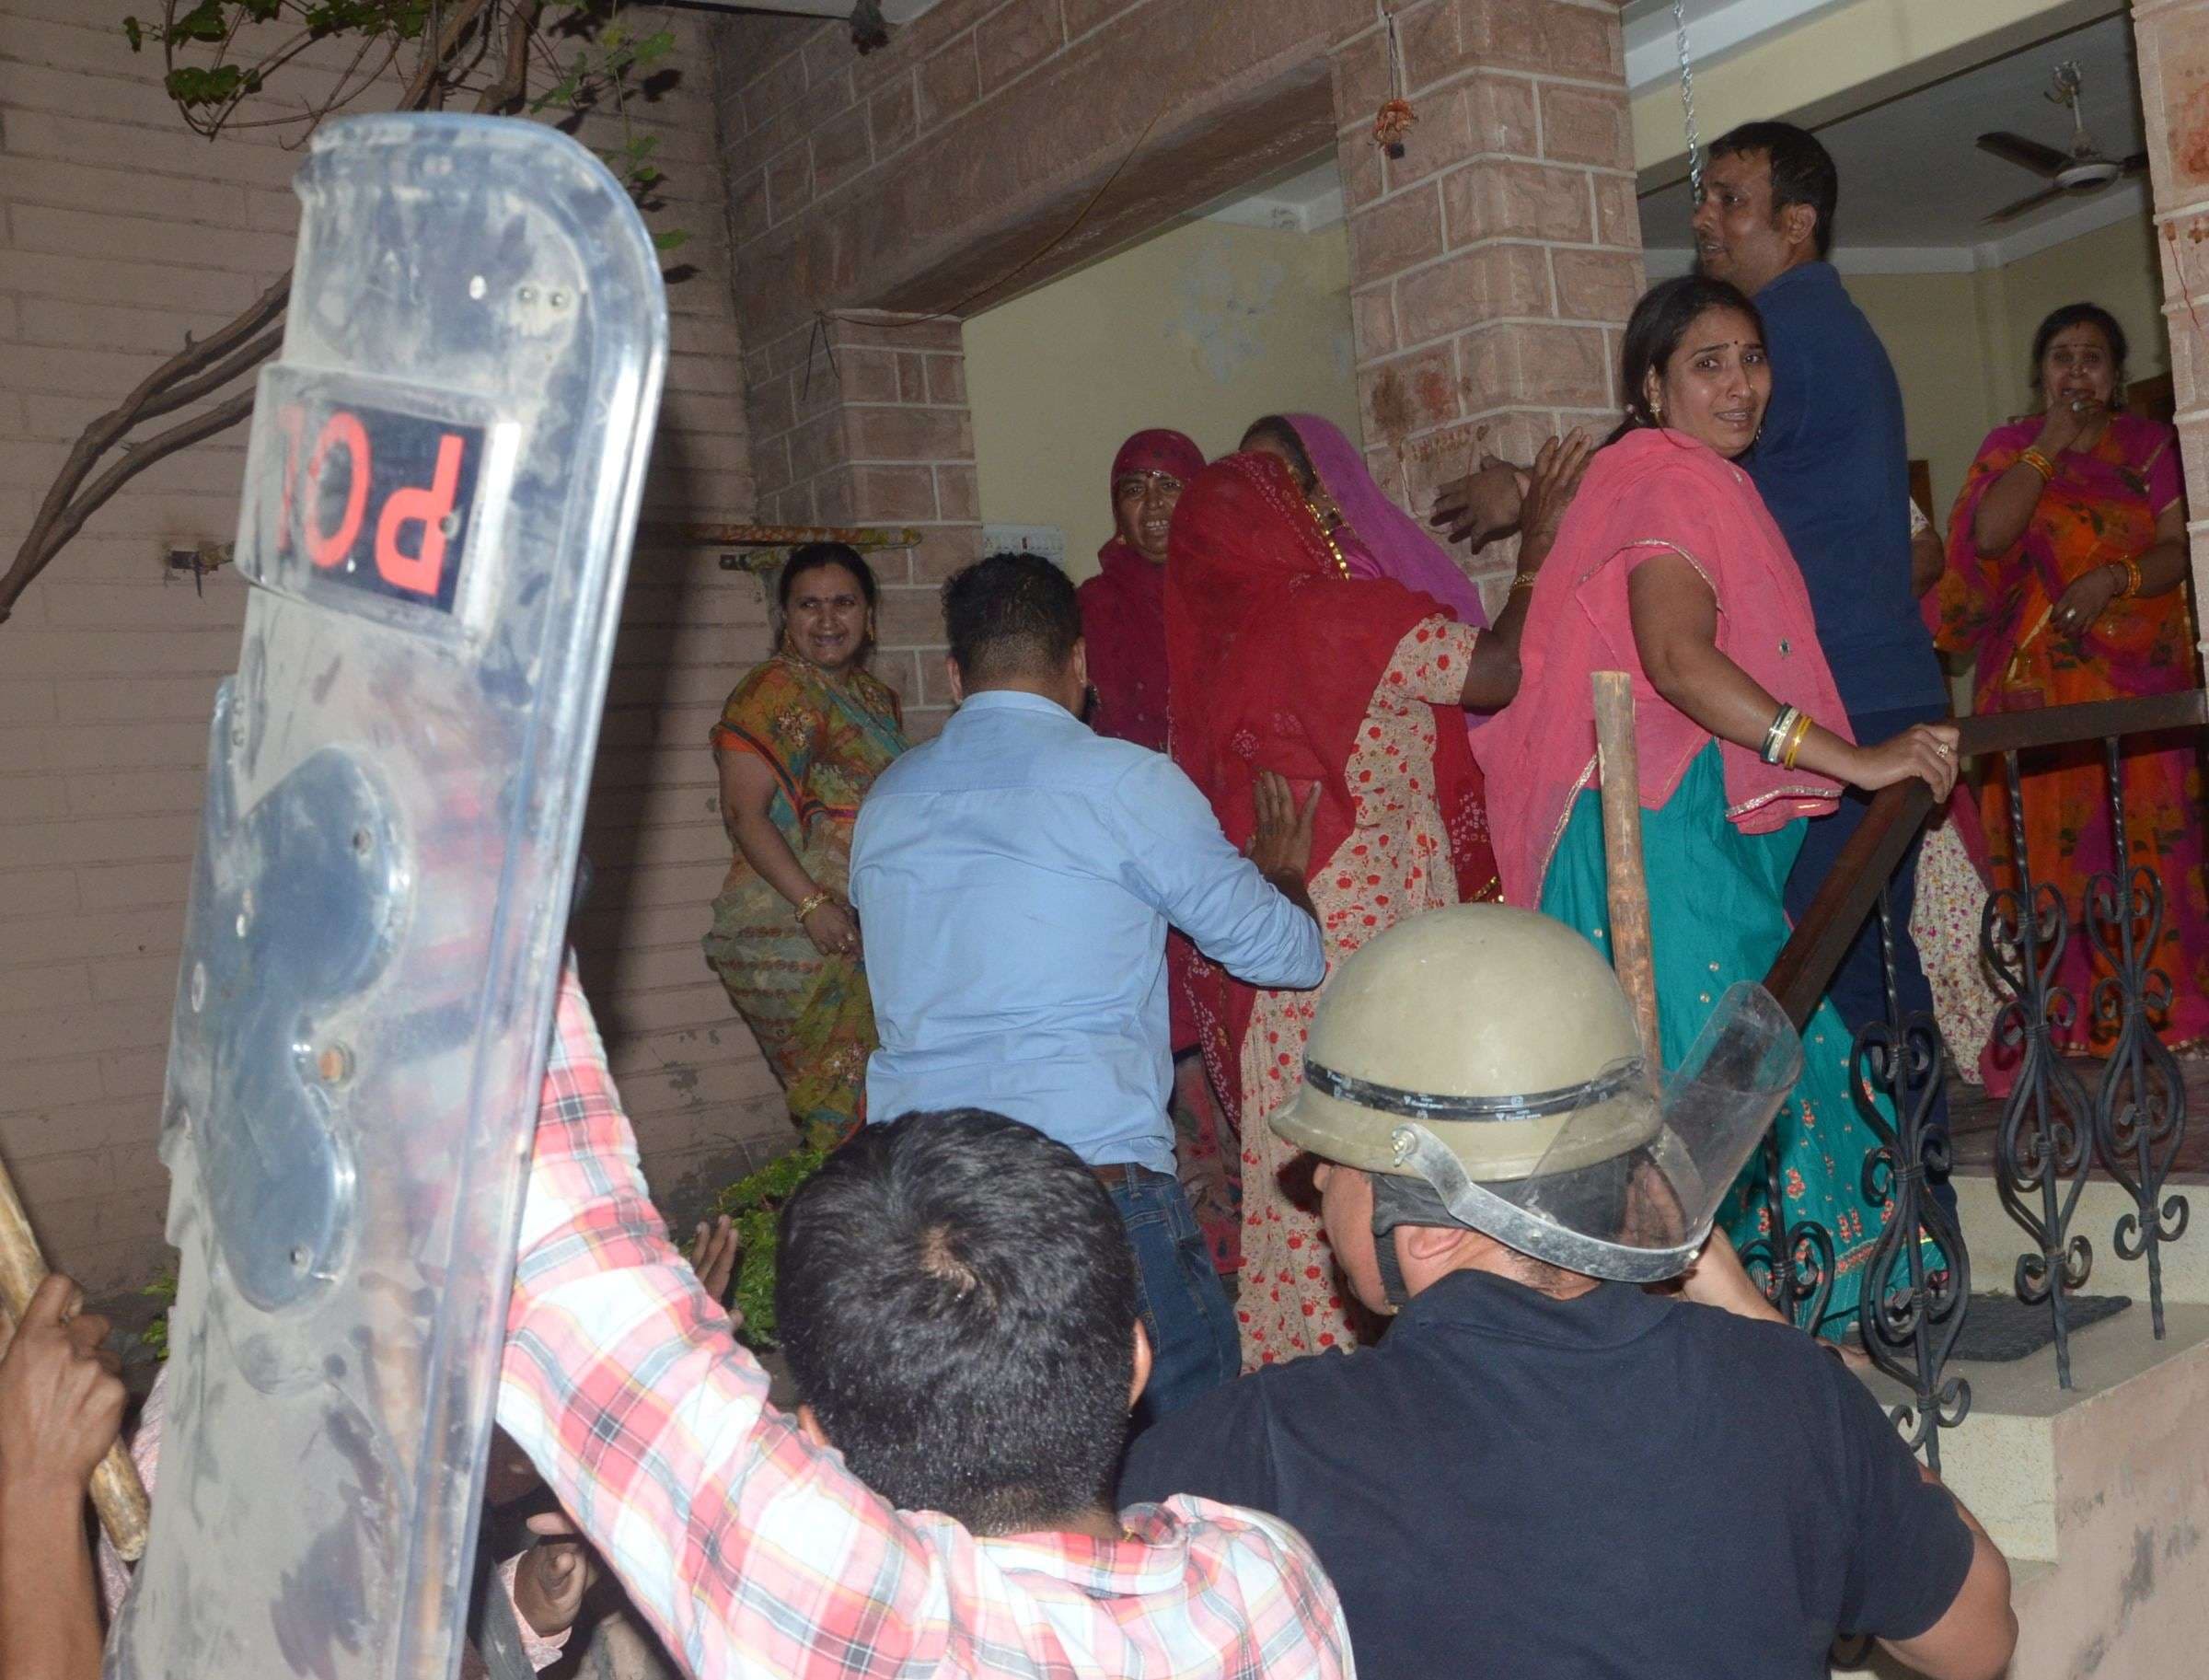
[1539,742,1896,1332]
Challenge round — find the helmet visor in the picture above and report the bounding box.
[1387,983,1801,1281]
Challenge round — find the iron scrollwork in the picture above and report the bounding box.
[2085,736,2190,1338]
[1850,892,1972,1469]
[1742,1128,1836,1335]
[1984,751,2096,1388]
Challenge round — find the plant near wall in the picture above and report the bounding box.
[0,0,681,626]
[709,1142,826,1350]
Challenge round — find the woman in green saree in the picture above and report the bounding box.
[704,544,909,1150]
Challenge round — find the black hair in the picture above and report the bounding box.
[1238,414,1317,492]
[1613,273,1766,435]
[778,542,878,615]
[1707,121,1839,260]
[774,1108,1139,1534]
[941,550,1081,685]
[2030,302,2130,400]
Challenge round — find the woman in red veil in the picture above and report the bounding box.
[1168,449,1524,1365]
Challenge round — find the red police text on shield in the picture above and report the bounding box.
[274,401,486,616]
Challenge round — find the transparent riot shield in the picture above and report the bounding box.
[109,113,665,1679]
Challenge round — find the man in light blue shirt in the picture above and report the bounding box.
[852,552,1324,1422]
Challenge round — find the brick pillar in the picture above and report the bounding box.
[2134,0,2209,664]
[743,311,979,737]
[1330,0,1641,601]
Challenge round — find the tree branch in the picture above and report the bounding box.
[472,0,543,116]
[138,329,284,429]
[0,393,259,624]
[1,272,289,623]
[399,0,493,113]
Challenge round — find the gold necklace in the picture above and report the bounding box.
[1305,495,1353,580]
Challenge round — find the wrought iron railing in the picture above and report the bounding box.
[1758,689,2206,1466]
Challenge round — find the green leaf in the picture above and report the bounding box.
[652,228,690,253]
[172,1,231,42]
[165,63,255,108]
[121,16,144,51]
[711,1144,827,1350]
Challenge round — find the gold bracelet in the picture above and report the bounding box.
[794,889,834,924]
[1508,572,1539,597]
[2018,448,2056,483]
[2121,557,2144,598]
[1781,712,1814,770]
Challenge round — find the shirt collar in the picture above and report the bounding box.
[952,689,1080,723]
[1393,1267,1674,1350]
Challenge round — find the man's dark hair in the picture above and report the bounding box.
[775,1108,1138,1533]
[1708,121,1838,260]
[778,541,878,614]
[942,551,1082,685]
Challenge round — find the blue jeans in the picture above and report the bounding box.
[1102,1164,1241,1429]
[1784,701,1952,1205]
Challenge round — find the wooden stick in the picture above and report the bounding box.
[1590,672,1662,1072]
[0,1150,151,1560]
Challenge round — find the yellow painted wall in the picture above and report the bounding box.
[1844,268,1991,517]
[965,215,1359,583]
[1992,215,2169,415]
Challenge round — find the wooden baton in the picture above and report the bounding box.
[0,1149,151,1560]
[1590,671,1662,1073]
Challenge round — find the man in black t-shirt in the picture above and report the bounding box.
[1120,906,2016,1680]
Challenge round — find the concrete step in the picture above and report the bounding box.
[1950,1163,2209,1311]
[1835,1298,2209,1678]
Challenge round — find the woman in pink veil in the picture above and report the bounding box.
[1240,415,1589,733]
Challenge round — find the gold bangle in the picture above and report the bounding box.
[794,889,833,924]
[1781,712,1814,770]
[2122,557,2145,598]
[2018,448,2056,483]
[1508,573,1539,597]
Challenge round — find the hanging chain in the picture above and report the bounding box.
[1382,2,1406,100]
[1672,0,1704,201]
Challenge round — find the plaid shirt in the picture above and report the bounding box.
[498,965,1354,1680]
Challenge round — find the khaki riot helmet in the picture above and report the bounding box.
[1272,903,1800,1287]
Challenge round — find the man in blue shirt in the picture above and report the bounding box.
[851,552,1326,1422]
[1694,122,1952,1161]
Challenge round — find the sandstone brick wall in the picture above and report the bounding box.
[2138,0,2209,644]
[0,1,783,1293]
[1336,0,1643,598]
[708,0,1642,655]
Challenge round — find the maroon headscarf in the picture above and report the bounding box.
[1077,428,1206,753]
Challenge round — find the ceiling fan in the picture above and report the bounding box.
[1976,61,2147,224]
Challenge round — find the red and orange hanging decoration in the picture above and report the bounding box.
[1372,6,1415,160]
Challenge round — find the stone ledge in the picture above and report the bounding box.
[1949,1165,2209,1310]
[1854,1302,2209,1567]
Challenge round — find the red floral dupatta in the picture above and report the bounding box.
[1165,450,1494,1122]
